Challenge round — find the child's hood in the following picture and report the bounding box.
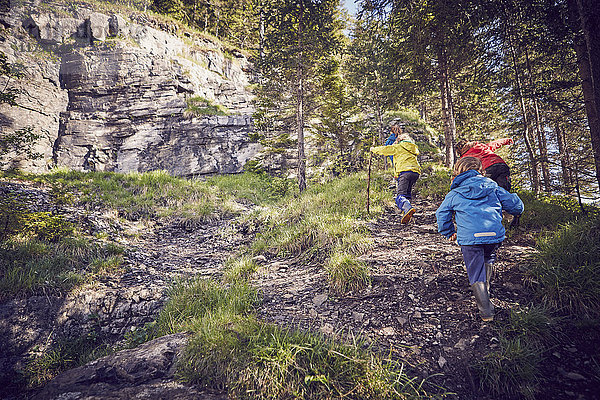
[397,140,419,155]
[450,170,497,200]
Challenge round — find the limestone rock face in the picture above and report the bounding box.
[0,1,260,176]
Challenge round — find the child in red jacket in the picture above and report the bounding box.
[456,138,513,191]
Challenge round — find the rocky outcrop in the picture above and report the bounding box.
[35,332,227,400]
[0,0,260,176]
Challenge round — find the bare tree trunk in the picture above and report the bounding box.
[259,4,265,64]
[569,0,600,192]
[525,49,552,192]
[419,101,427,122]
[296,0,306,193]
[555,121,573,193]
[437,45,457,167]
[508,37,540,192]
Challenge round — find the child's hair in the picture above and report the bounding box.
[455,139,474,156]
[453,156,483,177]
[390,124,403,134]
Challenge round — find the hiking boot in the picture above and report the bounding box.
[401,208,416,224]
[471,281,494,321]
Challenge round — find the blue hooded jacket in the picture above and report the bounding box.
[385,132,396,163]
[436,170,524,245]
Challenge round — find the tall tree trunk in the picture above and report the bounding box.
[296,1,306,193]
[555,121,573,193]
[437,45,457,167]
[259,4,265,64]
[508,37,540,192]
[525,48,552,192]
[373,71,385,169]
[419,101,427,122]
[568,0,600,192]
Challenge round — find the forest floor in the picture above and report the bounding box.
[3,179,599,399]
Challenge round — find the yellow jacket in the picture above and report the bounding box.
[371,141,421,176]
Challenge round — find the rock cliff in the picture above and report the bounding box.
[0,0,260,176]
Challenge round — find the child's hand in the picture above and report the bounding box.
[449,233,457,241]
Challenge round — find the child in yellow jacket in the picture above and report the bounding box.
[370,125,421,224]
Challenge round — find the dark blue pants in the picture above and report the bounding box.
[395,171,420,212]
[460,243,501,284]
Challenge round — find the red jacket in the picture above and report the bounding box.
[462,138,513,170]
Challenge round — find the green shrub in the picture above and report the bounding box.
[0,193,28,239]
[21,212,75,242]
[530,218,600,317]
[414,163,452,201]
[516,190,597,231]
[185,95,229,116]
[124,321,158,348]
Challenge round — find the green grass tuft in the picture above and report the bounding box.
[155,278,259,336]
[326,251,371,294]
[23,330,113,388]
[155,277,441,399]
[0,236,124,300]
[474,336,542,400]
[223,255,260,283]
[474,305,558,399]
[530,218,600,318]
[516,190,598,231]
[185,96,229,116]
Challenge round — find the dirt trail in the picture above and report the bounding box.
[252,198,596,399]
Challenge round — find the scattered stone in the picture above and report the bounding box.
[565,372,585,381]
[312,294,328,307]
[438,356,447,368]
[379,327,396,336]
[413,311,422,318]
[352,311,364,322]
[320,323,334,335]
[454,339,468,351]
[396,317,407,325]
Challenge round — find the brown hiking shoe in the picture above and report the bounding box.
[401,208,416,224]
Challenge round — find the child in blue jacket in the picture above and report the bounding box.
[435,157,524,321]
